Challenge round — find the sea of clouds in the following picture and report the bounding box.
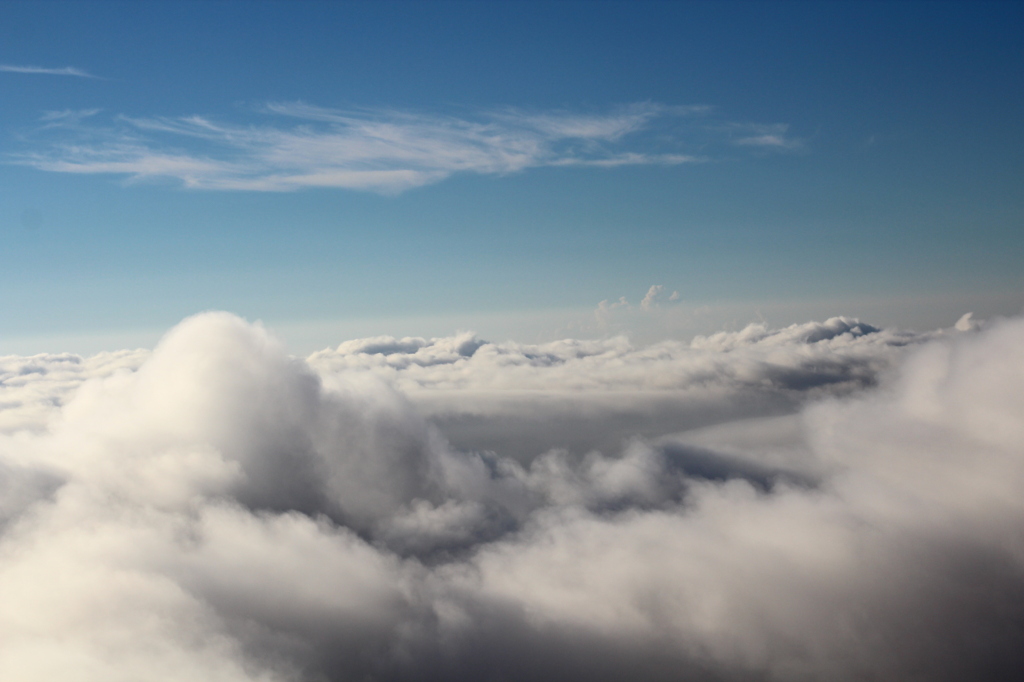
[0,310,1021,681]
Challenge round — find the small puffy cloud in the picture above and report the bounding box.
[955,311,981,331]
[640,284,664,311]
[594,295,631,328]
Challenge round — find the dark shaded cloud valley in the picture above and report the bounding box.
[0,311,1022,681]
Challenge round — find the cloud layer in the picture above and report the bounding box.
[14,103,800,193]
[1,312,1022,680]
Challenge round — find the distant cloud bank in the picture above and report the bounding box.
[2,310,1022,680]
[13,102,802,193]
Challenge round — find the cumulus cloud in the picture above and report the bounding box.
[1,311,1022,680]
[955,311,980,331]
[594,284,684,333]
[0,348,146,433]
[308,315,931,461]
[12,102,798,193]
[640,284,664,311]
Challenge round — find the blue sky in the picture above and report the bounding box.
[1,0,1022,352]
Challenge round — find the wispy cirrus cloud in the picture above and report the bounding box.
[729,122,804,149]
[0,64,98,78]
[39,109,102,122]
[13,102,799,193]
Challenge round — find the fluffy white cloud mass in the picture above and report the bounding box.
[1,312,1022,680]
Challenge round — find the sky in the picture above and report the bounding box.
[1,0,1021,353]
[3,3,1024,679]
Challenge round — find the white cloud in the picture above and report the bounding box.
[14,103,797,193]
[0,64,98,78]
[308,315,933,461]
[1,311,1020,680]
[0,349,146,433]
[640,284,664,311]
[39,109,102,123]
[595,284,680,330]
[954,311,980,331]
[728,122,803,150]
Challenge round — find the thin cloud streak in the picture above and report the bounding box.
[0,64,98,78]
[14,103,797,193]
[718,122,805,150]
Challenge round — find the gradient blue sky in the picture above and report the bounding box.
[2,0,1022,352]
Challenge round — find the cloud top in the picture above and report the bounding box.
[2,312,1022,680]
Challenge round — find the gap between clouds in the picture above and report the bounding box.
[12,102,802,193]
